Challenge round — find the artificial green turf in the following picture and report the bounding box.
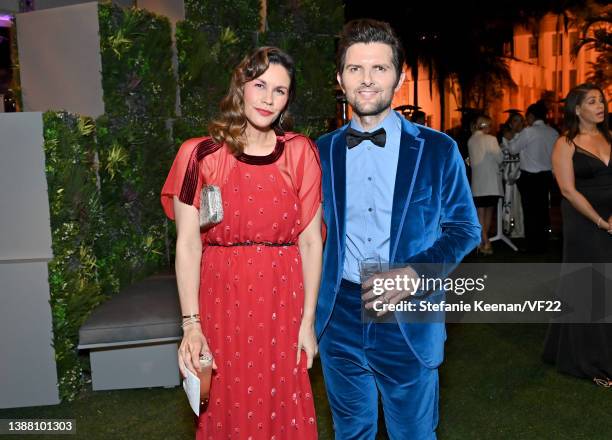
[438,323,612,440]
[2,241,611,439]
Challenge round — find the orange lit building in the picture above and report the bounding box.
[394,13,610,132]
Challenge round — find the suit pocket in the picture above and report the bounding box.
[410,186,432,204]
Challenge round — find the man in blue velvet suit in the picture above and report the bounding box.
[315,20,481,439]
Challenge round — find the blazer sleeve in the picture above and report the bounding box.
[405,141,481,281]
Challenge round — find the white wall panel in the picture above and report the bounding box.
[17,2,105,117]
[0,112,52,262]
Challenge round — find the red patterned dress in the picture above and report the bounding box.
[161,132,322,439]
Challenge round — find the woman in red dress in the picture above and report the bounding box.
[161,47,323,439]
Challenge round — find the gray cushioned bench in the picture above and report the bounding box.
[78,274,182,391]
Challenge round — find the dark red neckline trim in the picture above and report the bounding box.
[236,132,286,165]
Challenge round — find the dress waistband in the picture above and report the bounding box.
[207,241,296,247]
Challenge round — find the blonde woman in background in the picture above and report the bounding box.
[468,115,503,254]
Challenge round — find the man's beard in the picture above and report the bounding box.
[350,93,393,118]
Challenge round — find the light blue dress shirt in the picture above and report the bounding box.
[343,110,402,282]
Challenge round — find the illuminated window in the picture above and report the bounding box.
[528,36,538,59]
[552,33,563,56]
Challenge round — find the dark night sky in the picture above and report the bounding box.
[342,0,602,55]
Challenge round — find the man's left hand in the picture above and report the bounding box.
[361,266,419,317]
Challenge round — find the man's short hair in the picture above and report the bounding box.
[526,102,547,121]
[336,19,405,81]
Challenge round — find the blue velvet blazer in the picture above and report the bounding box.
[315,114,481,368]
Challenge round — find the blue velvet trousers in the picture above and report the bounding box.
[319,279,439,440]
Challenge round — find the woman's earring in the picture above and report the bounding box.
[279,112,285,127]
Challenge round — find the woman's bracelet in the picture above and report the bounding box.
[182,313,200,320]
[596,217,604,229]
[181,317,201,329]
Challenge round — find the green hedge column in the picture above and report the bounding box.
[44,112,106,402]
[174,0,261,142]
[97,3,176,288]
[175,0,342,142]
[264,0,343,137]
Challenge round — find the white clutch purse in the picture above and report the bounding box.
[199,185,223,228]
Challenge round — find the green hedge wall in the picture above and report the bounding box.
[174,0,260,142]
[44,112,106,401]
[175,0,343,140]
[96,2,175,287]
[263,0,343,136]
[98,3,175,121]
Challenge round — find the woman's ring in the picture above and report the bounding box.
[200,352,213,363]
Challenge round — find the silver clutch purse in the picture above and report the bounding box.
[199,185,223,228]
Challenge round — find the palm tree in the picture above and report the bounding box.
[394,3,522,131]
[455,47,517,112]
[571,8,611,89]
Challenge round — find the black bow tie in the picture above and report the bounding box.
[346,127,387,149]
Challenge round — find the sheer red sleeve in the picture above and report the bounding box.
[160,138,208,220]
[294,136,325,241]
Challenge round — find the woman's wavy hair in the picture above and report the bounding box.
[208,47,296,155]
[563,83,611,145]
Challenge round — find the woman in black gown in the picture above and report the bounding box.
[543,83,612,386]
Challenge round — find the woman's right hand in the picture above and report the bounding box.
[178,326,217,378]
[597,217,611,232]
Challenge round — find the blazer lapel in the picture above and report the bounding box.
[389,119,425,262]
[330,127,348,274]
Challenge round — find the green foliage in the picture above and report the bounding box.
[176,0,260,140]
[98,2,175,121]
[96,2,175,289]
[185,0,260,32]
[176,0,343,141]
[44,112,107,402]
[262,0,343,136]
[175,20,251,139]
[266,0,343,36]
[94,116,171,289]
